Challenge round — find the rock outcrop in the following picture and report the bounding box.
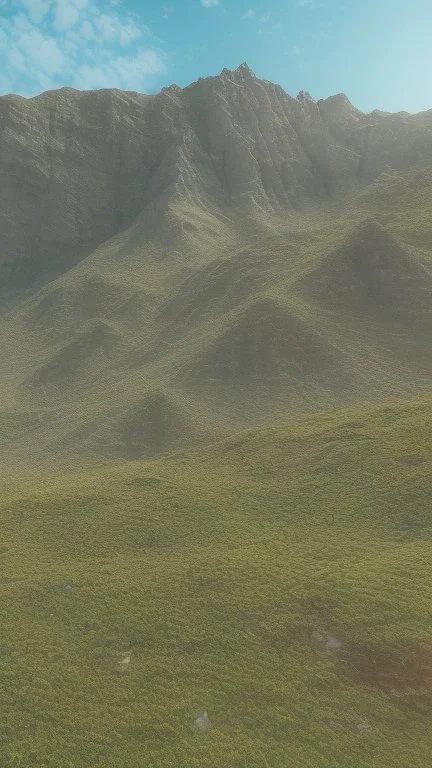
[1,64,432,301]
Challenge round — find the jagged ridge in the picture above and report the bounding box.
[2,65,432,301]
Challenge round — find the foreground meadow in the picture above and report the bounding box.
[1,396,432,767]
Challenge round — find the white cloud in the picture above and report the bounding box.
[75,50,164,91]
[296,0,315,7]
[292,44,301,55]
[20,0,52,24]
[119,23,142,46]
[260,11,271,22]
[201,0,219,6]
[242,9,254,18]
[81,19,94,39]
[98,13,117,40]
[8,47,27,73]
[15,26,66,73]
[0,72,13,93]
[31,70,56,92]
[0,0,165,95]
[162,3,174,18]
[53,0,83,31]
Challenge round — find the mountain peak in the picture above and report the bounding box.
[235,62,255,76]
[320,92,356,111]
[297,90,316,103]
[220,62,256,80]
[160,83,182,94]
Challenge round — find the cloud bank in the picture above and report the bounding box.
[0,0,166,96]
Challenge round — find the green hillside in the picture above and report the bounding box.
[1,396,432,767]
[1,193,432,466]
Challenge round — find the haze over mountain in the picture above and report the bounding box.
[1,63,432,464]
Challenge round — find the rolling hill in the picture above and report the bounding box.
[1,397,432,767]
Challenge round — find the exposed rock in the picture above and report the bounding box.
[311,631,342,650]
[326,635,342,650]
[1,66,432,301]
[357,720,371,732]
[195,711,211,729]
[297,90,315,102]
[115,651,132,674]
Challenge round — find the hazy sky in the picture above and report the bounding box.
[0,0,431,112]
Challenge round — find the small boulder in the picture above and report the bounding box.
[115,651,132,674]
[195,711,210,729]
[325,635,342,650]
[357,719,371,732]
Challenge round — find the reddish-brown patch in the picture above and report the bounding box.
[339,644,432,698]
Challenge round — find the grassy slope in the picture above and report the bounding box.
[1,395,432,767]
[1,174,432,464]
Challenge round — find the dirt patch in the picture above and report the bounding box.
[339,643,432,699]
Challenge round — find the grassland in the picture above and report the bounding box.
[1,394,432,767]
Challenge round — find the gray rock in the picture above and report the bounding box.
[325,635,342,650]
[357,719,371,732]
[195,711,210,729]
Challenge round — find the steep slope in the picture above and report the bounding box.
[2,64,432,303]
[26,319,123,391]
[158,249,274,328]
[186,298,345,387]
[300,220,432,324]
[26,273,147,334]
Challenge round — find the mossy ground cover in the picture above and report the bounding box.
[1,396,432,767]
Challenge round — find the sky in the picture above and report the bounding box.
[0,0,431,113]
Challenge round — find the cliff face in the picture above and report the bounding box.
[1,63,432,300]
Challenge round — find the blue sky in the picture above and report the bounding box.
[0,0,431,112]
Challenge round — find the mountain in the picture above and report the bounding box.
[1,63,432,464]
[2,62,432,301]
